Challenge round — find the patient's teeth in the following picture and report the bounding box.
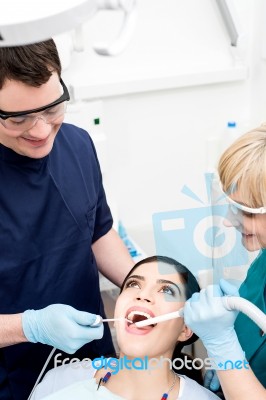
[127,311,152,321]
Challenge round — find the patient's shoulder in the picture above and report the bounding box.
[180,375,220,399]
[32,360,95,399]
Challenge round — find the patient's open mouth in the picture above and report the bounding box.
[126,311,157,328]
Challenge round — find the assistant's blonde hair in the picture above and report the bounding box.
[218,126,266,208]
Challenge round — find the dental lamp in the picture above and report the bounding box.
[0,0,137,55]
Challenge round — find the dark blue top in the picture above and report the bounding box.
[0,123,115,399]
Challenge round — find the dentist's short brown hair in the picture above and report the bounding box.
[0,39,61,89]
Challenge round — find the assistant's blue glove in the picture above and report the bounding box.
[204,369,221,392]
[184,279,245,370]
[22,304,103,354]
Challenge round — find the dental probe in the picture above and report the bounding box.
[135,309,184,327]
[91,315,132,327]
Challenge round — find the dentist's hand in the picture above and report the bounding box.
[22,304,103,354]
[184,279,245,369]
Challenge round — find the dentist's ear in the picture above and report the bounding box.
[177,325,193,343]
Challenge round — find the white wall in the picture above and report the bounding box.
[61,0,266,254]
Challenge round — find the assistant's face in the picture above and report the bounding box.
[114,261,192,359]
[224,191,266,251]
[0,73,64,159]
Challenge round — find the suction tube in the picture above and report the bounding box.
[223,296,266,334]
[135,310,183,327]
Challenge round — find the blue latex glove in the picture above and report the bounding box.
[204,369,221,392]
[22,304,103,354]
[184,279,245,370]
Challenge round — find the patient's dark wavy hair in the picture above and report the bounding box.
[120,255,203,384]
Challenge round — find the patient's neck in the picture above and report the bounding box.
[102,353,180,400]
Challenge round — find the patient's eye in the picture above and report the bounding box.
[124,279,140,289]
[159,285,176,296]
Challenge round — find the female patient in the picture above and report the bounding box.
[32,256,219,399]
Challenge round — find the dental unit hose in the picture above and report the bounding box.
[223,296,266,334]
[27,347,57,400]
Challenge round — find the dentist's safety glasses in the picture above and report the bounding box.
[215,173,266,215]
[0,79,70,132]
[222,193,266,215]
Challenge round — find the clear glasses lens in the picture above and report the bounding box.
[229,204,239,216]
[3,102,67,132]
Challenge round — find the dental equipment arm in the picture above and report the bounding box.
[93,0,137,56]
[0,0,98,46]
[22,304,103,354]
[0,0,137,56]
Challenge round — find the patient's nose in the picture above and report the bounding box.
[136,296,151,303]
[136,286,154,303]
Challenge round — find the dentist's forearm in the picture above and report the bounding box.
[0,314,27,347]
[218,368,266,400]
[92,228,134,287]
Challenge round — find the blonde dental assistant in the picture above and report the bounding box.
[0,41,134,400]
[184,128,266,400]
[32,256,219,400]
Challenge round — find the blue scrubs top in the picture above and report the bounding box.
[235,249,266,387]
[0,123,115,399]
